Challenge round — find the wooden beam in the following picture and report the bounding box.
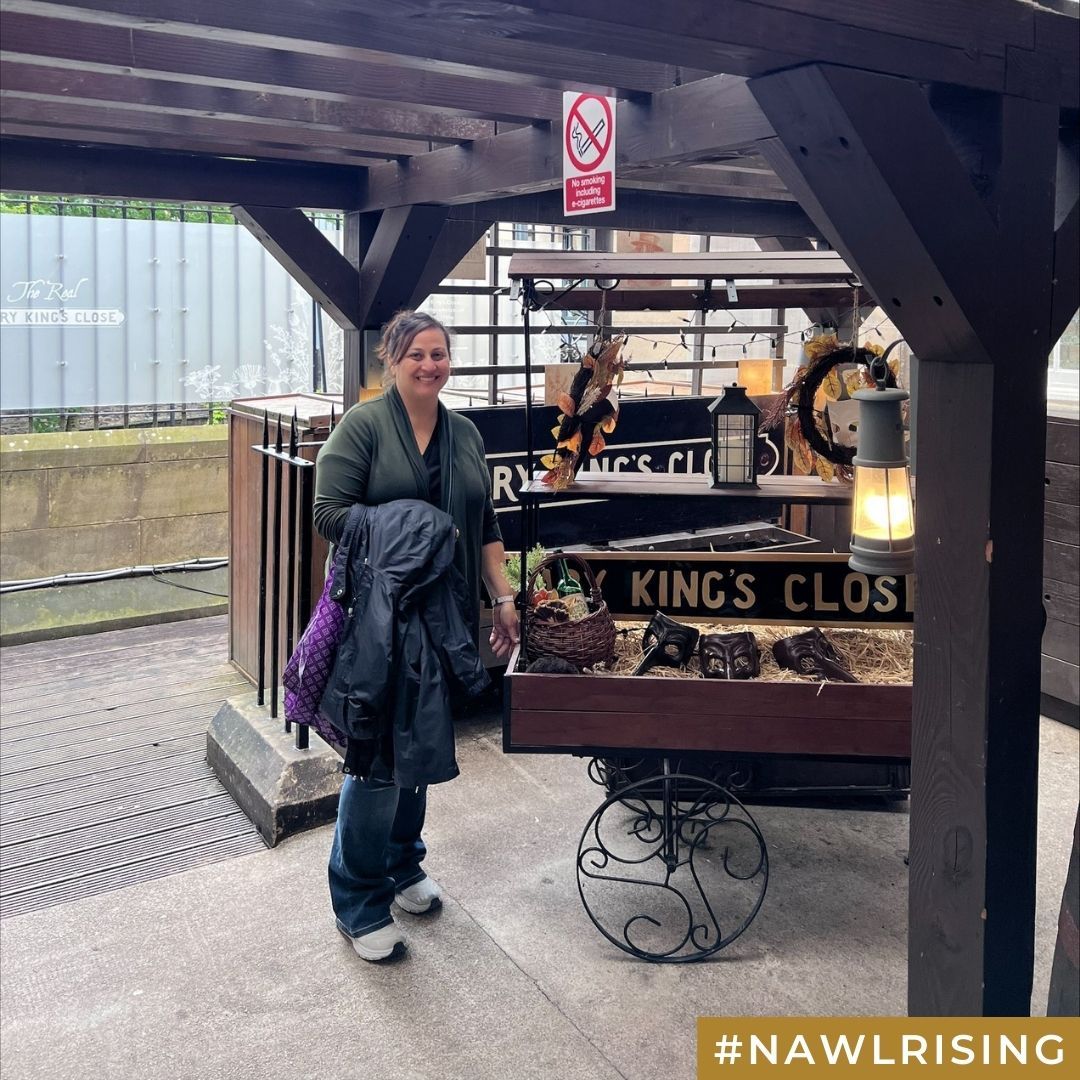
[3,0,691,96]
[406,219,492,311]
[232,206,361,330]
[451,189,820,237]
[752,66,998,366]
[0,137,363,209]
[751,61,1061,1016]
[0,95,428,159]
[335,0,1079,106]
[527,283,873,312]
[359,75,775,210]
[0,11,564,122]
[506,250,853,280]
[0,61,496,144]
[357,205,450,331]
[1052,199,1079,345]
[0,120,385,167]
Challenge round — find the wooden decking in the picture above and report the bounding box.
[0,616,264,918]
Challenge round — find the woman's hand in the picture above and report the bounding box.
[489,600,520,659]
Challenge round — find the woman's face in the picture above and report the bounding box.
[393,327,451,404]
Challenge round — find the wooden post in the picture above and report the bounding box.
[751,63,1071,1015]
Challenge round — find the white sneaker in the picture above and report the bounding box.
[341,920,406,962]
[395,876,442,914]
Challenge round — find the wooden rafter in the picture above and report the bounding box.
[1,0,693,96]
[359,75,776,210]
[0,61,497,144]
[232,206,361,329]
[0,137,363,209]
[450,190,819,237]
[0,11,565,123]
[336,0,1079,106]
[0,95,430,159]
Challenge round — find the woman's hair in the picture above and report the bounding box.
[377,310,451,388]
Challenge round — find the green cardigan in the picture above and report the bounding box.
[313,386,501,630]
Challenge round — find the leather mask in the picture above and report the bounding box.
[698,631,761,680]
[634,612,699,675]
[772,627,858,683]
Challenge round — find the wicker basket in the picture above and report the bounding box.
[524,552,617,669]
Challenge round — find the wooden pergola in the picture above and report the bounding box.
[1,0,1076,1015]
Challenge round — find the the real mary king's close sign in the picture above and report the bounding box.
[572,552,914,628]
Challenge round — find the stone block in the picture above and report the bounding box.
[47,464,140,527]
[139,459,228,518]
[139,513,228,564]
[207,691,343,847]
[0,522,140,580]
[1,429,145,471]
[0,470,48,533]
[140,427,229,462]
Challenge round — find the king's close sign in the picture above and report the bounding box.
[563,91,616,216]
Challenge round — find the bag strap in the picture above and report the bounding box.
[329,504,368,602]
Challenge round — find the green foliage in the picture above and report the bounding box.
[504,545,548,594]
[30,412,62,433]
[1,194,236,223]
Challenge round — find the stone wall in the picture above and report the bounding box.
[0,427,228,581]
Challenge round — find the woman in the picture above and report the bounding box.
[313,309,519,962]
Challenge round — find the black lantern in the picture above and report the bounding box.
[708,384,759,488]
[848,360,915,576]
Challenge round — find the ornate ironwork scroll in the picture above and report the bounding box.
[578,759,768,962]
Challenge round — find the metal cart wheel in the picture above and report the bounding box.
[577,758,768,963]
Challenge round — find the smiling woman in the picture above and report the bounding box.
[312,308,518,962]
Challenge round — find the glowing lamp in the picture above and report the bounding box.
[848,370,914,576]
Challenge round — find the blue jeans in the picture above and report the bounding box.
[328,762,428,938]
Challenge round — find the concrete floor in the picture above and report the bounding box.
[0,715,1076,1080]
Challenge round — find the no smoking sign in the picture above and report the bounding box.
[562,91,616,217]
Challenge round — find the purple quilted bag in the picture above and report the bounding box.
[283,572,347,745]
[283,506,364,746]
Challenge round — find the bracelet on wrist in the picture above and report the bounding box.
[492,594,516,607]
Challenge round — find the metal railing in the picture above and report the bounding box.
[252,407,335,749]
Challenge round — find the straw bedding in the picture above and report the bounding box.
[584,621,913,684]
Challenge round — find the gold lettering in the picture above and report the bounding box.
[733,572,756,611]
[905,573,915,614]
[672,571,697,609]
[658,572,669,608]
[843,573,870,614]
[702,571,726,609]
[873,576,898,613]
[813,573,840,612]
[631,570,655,608]
[784,574,808,613]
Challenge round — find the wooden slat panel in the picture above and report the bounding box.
[535,283,873,312]
[508,667,909,721]
[1043,577,1080,628]
[521,473,851,503]
[1043,618,1080,667]
[1046,540,1080,586]
[508,250,850,280]
[1047,418,1080,466]
[508,708,910,759]
[1042,654,1080,707]
[1046,461,1079,506]
[1044,500,1079,545]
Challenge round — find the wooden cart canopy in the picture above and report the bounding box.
[1,0,1076,213]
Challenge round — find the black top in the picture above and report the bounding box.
[422,418,442,506]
